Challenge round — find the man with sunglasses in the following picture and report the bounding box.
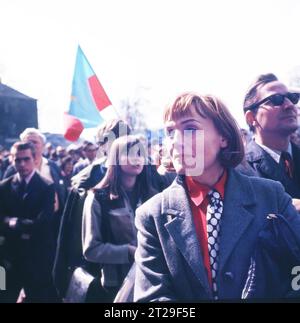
[243,73,300,211]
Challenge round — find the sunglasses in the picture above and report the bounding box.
[244,92,300,112]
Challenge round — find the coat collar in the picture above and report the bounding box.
[246,139,267,163]
[162,177,211,296]
[246,140,285,179]
[11,174,20,193]
[162,169,256,293]
[218,169,256,272]
[11,172,40,198]
[246,140,300,196]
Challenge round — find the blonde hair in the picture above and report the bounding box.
[19,128,46,144]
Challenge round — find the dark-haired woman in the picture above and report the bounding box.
[82,135,156,301]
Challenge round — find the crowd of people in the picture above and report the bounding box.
[1,73,300,302]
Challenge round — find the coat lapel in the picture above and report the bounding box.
[248,141,283,181]
[11,174,20,195]
[161,171,258,293]
[291,143,300,184]
[247,140,300,197]
[163,178,211,295]
[218,169,256,272]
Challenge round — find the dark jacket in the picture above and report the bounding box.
[3,160,67,238]
[4,159,66,203]
[245,140,300,198]
[53,162,107,297]
[242,213,300,299]
[0,172,56,301]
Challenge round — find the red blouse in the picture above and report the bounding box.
[185,171,227,288]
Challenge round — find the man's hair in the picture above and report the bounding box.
[11,141,36,158]
[243,73,279,132]
[82,142,96,151]
[19,128,46,144]
[163,92,244,168]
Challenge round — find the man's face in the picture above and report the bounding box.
[13,149,36,179]
[252,81,299,136]
[56,146,66,158]
[23,134,44,158]
[84,145,97,162]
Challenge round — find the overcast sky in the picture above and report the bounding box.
[1,0,300,136]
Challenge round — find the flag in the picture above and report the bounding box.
[64,45,117,141]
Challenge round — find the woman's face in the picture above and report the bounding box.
[119,144,145,176]
[164,105,227,177]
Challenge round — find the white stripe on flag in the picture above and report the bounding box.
[100,105,119,121]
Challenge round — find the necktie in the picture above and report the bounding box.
[206,189,223,300]
[18,179,27,199]
[280,151,294,179]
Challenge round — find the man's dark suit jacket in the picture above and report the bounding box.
[3,160,67,239]
[0,172,56,300]
[245,140,300,198]
[3,159,66,209]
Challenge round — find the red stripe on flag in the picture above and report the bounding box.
[88,75,112,111]
[63,112,84,141]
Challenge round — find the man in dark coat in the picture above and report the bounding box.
[243,73,300,210]
[0,141,56,302]
[3,128,66,238]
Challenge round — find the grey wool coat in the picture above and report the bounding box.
[134,168,300,301]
